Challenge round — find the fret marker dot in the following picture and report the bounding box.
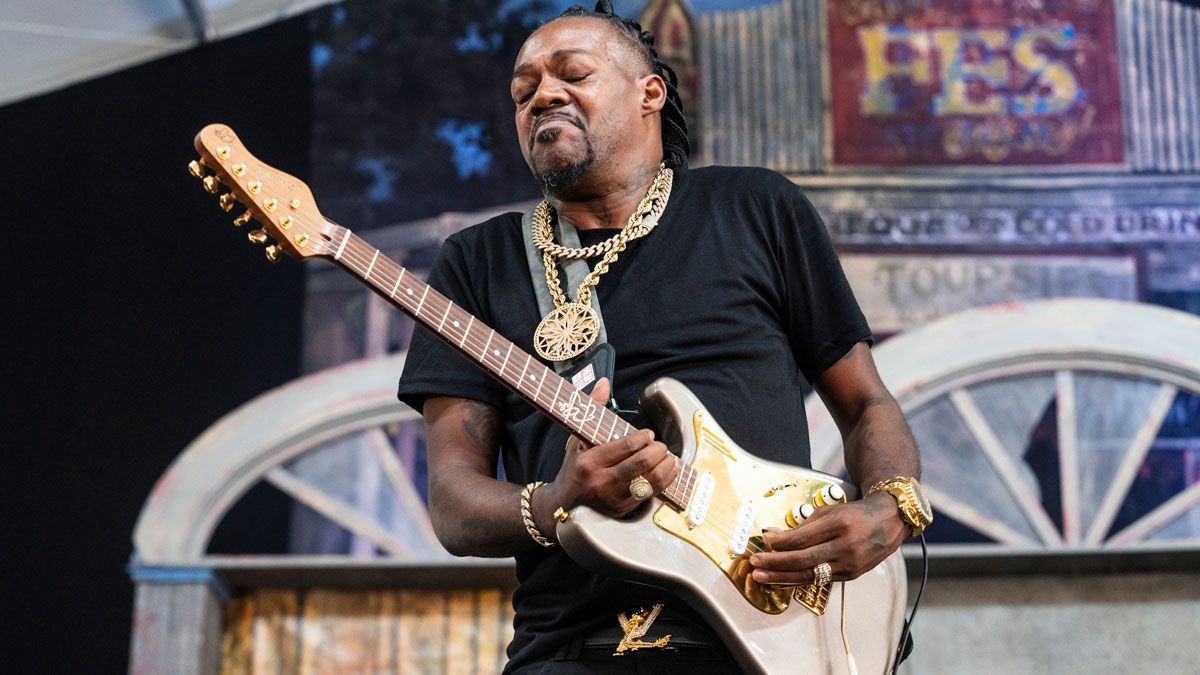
[406,288,413,295]
[493,349,500,356]
[529,375,536,381]
[453,321,460,328]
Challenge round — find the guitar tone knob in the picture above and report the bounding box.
[785,503,816,528]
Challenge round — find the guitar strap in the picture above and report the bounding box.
[522,210,618,406]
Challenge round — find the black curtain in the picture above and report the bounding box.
[0,17,311,673]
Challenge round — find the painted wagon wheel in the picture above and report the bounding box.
[806,299,1200,551]
[133,353,446,564]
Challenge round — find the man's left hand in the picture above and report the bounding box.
[749,491,907,584]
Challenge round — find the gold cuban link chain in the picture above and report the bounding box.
[534,164,673,311]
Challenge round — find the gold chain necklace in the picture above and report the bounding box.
[532,164,673,362]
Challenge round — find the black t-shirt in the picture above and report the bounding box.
[396,165,871,670]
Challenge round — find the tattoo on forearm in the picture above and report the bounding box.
[845,398,921,486]
[459,400,501,451]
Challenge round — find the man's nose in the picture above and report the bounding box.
[529,80,569,117]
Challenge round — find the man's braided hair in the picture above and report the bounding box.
[555,1,691,170]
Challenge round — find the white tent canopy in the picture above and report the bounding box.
[0,0,337,107]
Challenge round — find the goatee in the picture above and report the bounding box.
[533,140,596,194]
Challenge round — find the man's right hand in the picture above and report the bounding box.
[537,378,679,526]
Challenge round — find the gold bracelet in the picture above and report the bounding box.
[520,481,556,548]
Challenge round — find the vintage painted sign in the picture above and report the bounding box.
[842,254,1139,332]
[827,207,1200,246]
[828,0,1123,166]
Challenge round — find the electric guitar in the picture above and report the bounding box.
[189,124,907,674]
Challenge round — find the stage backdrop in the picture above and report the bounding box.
[288,0,1200,559]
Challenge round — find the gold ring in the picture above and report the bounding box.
[629,475,654,501]
[813,562,832,587]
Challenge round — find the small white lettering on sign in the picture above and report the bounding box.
[571,364,596,390]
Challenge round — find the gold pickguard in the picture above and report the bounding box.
[652,411,836,615]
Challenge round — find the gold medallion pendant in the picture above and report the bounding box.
[534,302,599,361]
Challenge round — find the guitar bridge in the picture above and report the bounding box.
[793,581,832,615]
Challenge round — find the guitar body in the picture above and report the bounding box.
[558,378,907,675]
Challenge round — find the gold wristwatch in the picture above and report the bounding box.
[866,476,933,537]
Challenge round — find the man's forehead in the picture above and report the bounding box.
[513,18,626,74]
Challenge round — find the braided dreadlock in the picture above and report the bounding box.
[552,1,691,171]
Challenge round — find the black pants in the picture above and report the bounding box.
[511,639,745,674]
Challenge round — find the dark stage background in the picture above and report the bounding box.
[1,18,309,673]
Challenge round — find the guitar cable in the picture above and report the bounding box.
[889,534,928,675]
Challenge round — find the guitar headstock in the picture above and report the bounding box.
[190,124,337,262]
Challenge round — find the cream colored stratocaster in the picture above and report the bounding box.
[189,124,907,674]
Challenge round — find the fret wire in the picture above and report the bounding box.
[550,378,564,418]
[364,250,380,277]
[389,267,405,299]
[481,329,495,362]
[415,285,430,315]
[436,300,452,332]
[517,354,531,389]
[500,343,513,375]
[459,316,474,347]
[533,367,547,402]
[594,405,608,441]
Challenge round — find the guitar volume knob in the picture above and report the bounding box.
[815,485,846,507]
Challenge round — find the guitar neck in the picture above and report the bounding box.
[328,229,626,443]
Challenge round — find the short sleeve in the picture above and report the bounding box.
[774,185,872,383]
[396,237,509,415]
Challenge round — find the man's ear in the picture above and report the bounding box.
[640,73,667,116]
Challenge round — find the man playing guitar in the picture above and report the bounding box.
[397,3,928,672]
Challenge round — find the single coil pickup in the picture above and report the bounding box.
[686,472,716,527]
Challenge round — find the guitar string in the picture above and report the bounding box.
[232,200,777,555]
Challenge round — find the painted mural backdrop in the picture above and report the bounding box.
[290,0,1200,557]
[828,0,1124,166]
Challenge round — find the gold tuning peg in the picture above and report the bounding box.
[202,175,220,194]
[187,159,205,178]
[219,193,237,212]
[265,245,282,263]
[233,212,254,227]
[247,228,269,244]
